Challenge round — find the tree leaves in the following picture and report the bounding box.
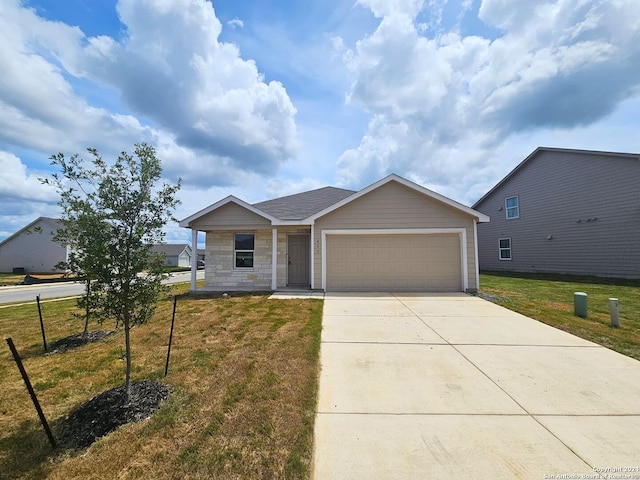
[42,143,181,399]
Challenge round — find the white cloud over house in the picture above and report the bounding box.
[0,0,639,242]
[338,0,640,199]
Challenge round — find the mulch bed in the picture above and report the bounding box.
[57,380,169,449]
[48,330,114,352]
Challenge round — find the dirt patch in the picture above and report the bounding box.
[476,291,510,304]
[57,380,169,449]
[48,330,114,352]
[21,274,81,285]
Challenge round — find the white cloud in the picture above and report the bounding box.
[0,0,159,158]
[78,0,298,183]
[0,151,62,240]
[338,0,640,203]
[357,0,425,19]
[0,151,57,203]
[0,0,298,189]
[227,18,244,29]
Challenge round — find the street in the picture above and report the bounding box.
[0,271,204,305]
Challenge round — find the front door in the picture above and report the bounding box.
[287,234,310,286]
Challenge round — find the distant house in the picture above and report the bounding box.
[150,244,192,268]
[472,147,640,279]
[0,217,68,273]
[180,174,489,293]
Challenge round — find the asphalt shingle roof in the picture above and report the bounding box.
[150,244,189,256]
[252,186,356,220]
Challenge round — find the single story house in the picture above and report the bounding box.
[0,217,68,273]
[150,244,192,268]
[472,147,640,279]
[179,174,490,293]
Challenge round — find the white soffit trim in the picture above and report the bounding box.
[307,174,490,223]
[321,228,469,292]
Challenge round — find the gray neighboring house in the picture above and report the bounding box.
[0,217,68,273]
[150,244,192,268]
[180,174,489,293]
[473,147,640,279]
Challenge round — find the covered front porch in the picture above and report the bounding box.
[186,226,314,293]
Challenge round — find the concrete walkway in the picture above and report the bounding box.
[313,292,640,479]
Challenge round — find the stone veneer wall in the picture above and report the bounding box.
[205,230,273,289]
[204,227,312,290]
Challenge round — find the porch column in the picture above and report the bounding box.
[271,228,278,290]
[190,229,198,292]
[310,224,315,289]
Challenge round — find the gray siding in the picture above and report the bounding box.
[475,150,640,279]
[0,219,67,273]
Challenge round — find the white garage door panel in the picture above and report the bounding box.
[326,234,462,292]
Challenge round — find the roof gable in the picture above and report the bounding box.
[150,244,191,256]
[0,217,62,247]
[179,196,278,228]
[180,174,489,229]
[308,174,490,223]
[472,147,640,208]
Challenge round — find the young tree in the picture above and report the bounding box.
[43,144,181,400]
[52,198,111,338]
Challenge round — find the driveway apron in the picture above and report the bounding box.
[313,292,640,479]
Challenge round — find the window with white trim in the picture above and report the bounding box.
[505,196,519,219]
[234,233,254,268]
[498,238,512,260]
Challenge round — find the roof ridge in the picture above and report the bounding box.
[252,185,355,206]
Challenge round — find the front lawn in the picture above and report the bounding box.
[0,285,322,479]
[479,272,640,361]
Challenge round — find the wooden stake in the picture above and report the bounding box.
[6,337,56,448]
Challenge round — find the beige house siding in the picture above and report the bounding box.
[474,150,640,278]
[313,181,479,291]
[190,202,271,231]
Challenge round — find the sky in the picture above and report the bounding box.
[1,0,640,244]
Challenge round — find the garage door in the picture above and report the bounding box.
[326,234,462,292]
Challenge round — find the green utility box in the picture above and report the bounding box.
[574,292,588,318]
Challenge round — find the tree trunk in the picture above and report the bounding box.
[83,280,90,338]
[124,318,132,402]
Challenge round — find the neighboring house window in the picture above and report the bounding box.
[499,238,512,260]
[234,233,254,268]
[505,196,519,219]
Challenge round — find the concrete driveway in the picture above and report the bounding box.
[313,292,640,479]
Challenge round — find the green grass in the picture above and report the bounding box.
[479,272,640,360]
[0,288,323,479]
